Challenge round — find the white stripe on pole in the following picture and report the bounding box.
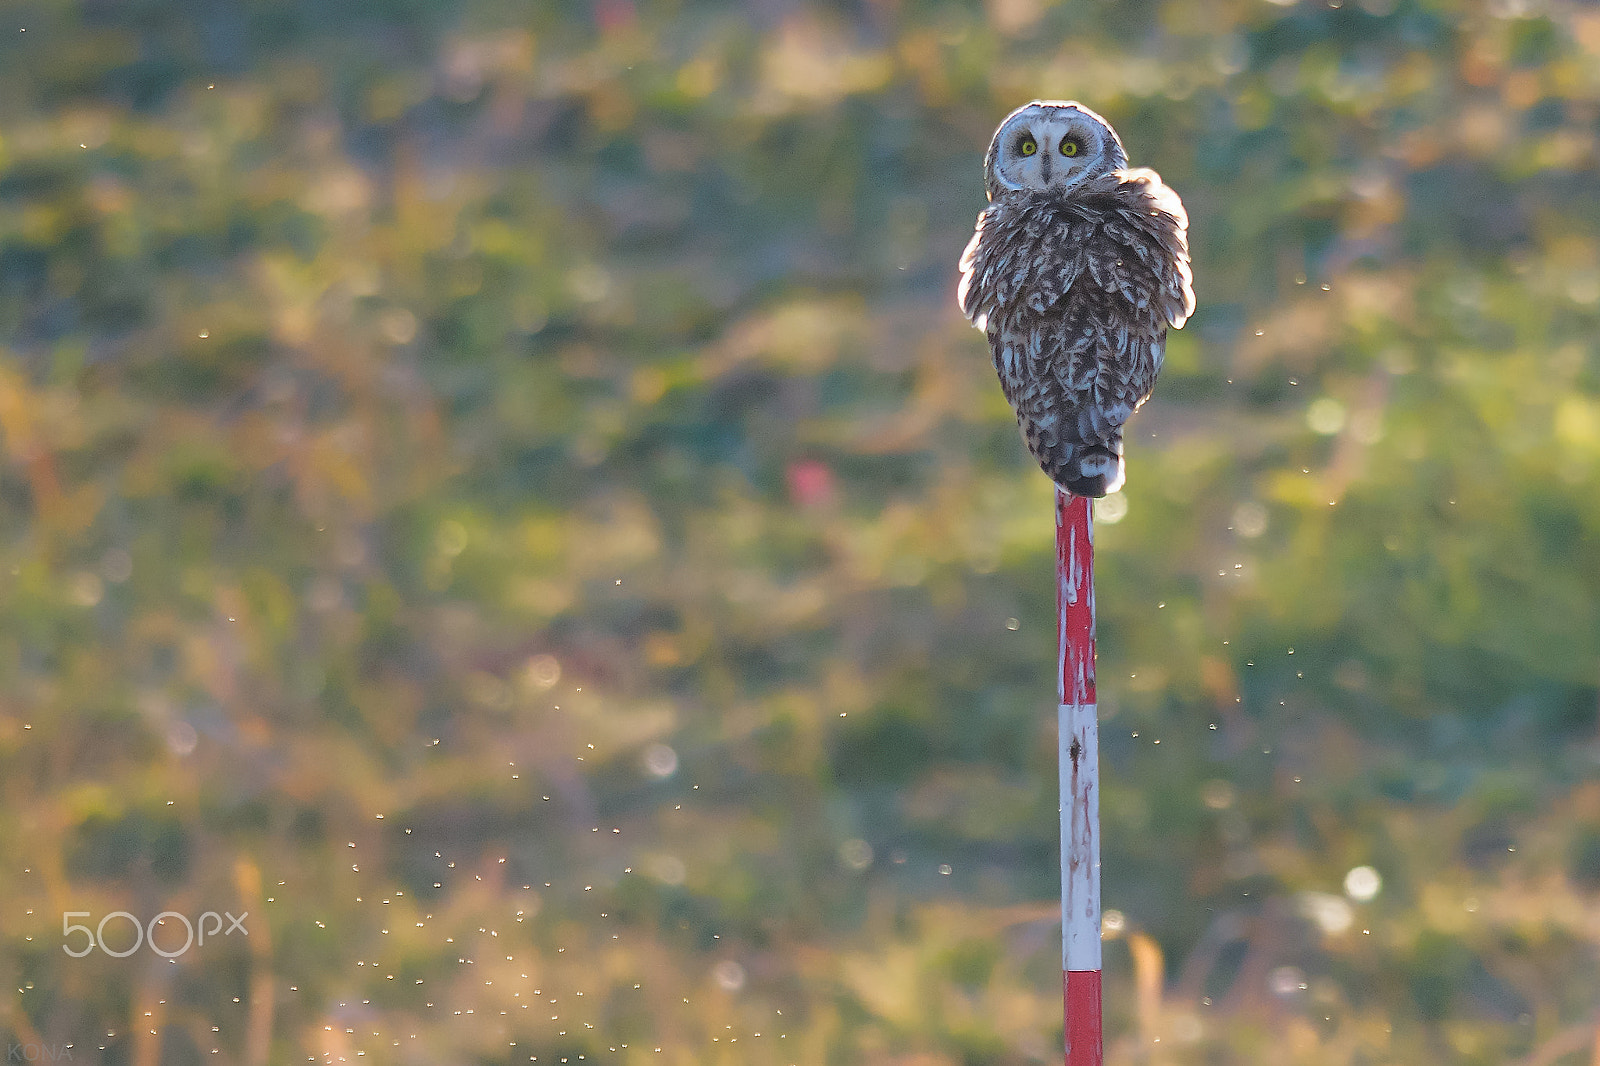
[1059,698,1101,973]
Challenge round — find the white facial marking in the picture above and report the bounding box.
[987,101,1125,197]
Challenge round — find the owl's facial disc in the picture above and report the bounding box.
[986,101,1127,197]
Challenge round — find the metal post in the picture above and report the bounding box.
[1057,489,1102,1066]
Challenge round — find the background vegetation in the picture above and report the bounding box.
[1,0,1598,1062]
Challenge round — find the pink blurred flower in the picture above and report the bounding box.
[786,459,835,508]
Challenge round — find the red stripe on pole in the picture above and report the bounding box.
[1057,492,1096,706]
[1064,970,1104,1066]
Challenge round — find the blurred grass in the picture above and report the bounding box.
[0,0,1598,1063]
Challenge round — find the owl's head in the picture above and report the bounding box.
[983,101,1127,201]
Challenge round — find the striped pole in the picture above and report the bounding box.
[1057,489,1102,1066]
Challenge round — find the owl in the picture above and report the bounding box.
[958,101,1194,497]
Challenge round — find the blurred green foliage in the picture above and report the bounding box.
[0,0,1598,1063]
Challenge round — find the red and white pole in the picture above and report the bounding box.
[1057,489,1102,1066]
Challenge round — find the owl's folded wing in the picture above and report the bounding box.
[958,200,1089,328]
[1000,299,1167,441]
[1100,168,1195,330]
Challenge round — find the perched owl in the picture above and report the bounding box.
[958,101,1193,497]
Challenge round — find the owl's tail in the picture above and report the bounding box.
[1027,424,1124,498]
[1050,438,1123,498]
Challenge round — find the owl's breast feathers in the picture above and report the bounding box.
[958,169,1193,335]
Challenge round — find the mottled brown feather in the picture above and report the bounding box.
[959,159,1193,496]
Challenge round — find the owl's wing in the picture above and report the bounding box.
[958,200,1088,328]
[1092,168,1195,330]
[997,303,1166,446]
[987,307,1164,496]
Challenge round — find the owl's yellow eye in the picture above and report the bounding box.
[1019,139,1037,156]
[1060,139,1080,157]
